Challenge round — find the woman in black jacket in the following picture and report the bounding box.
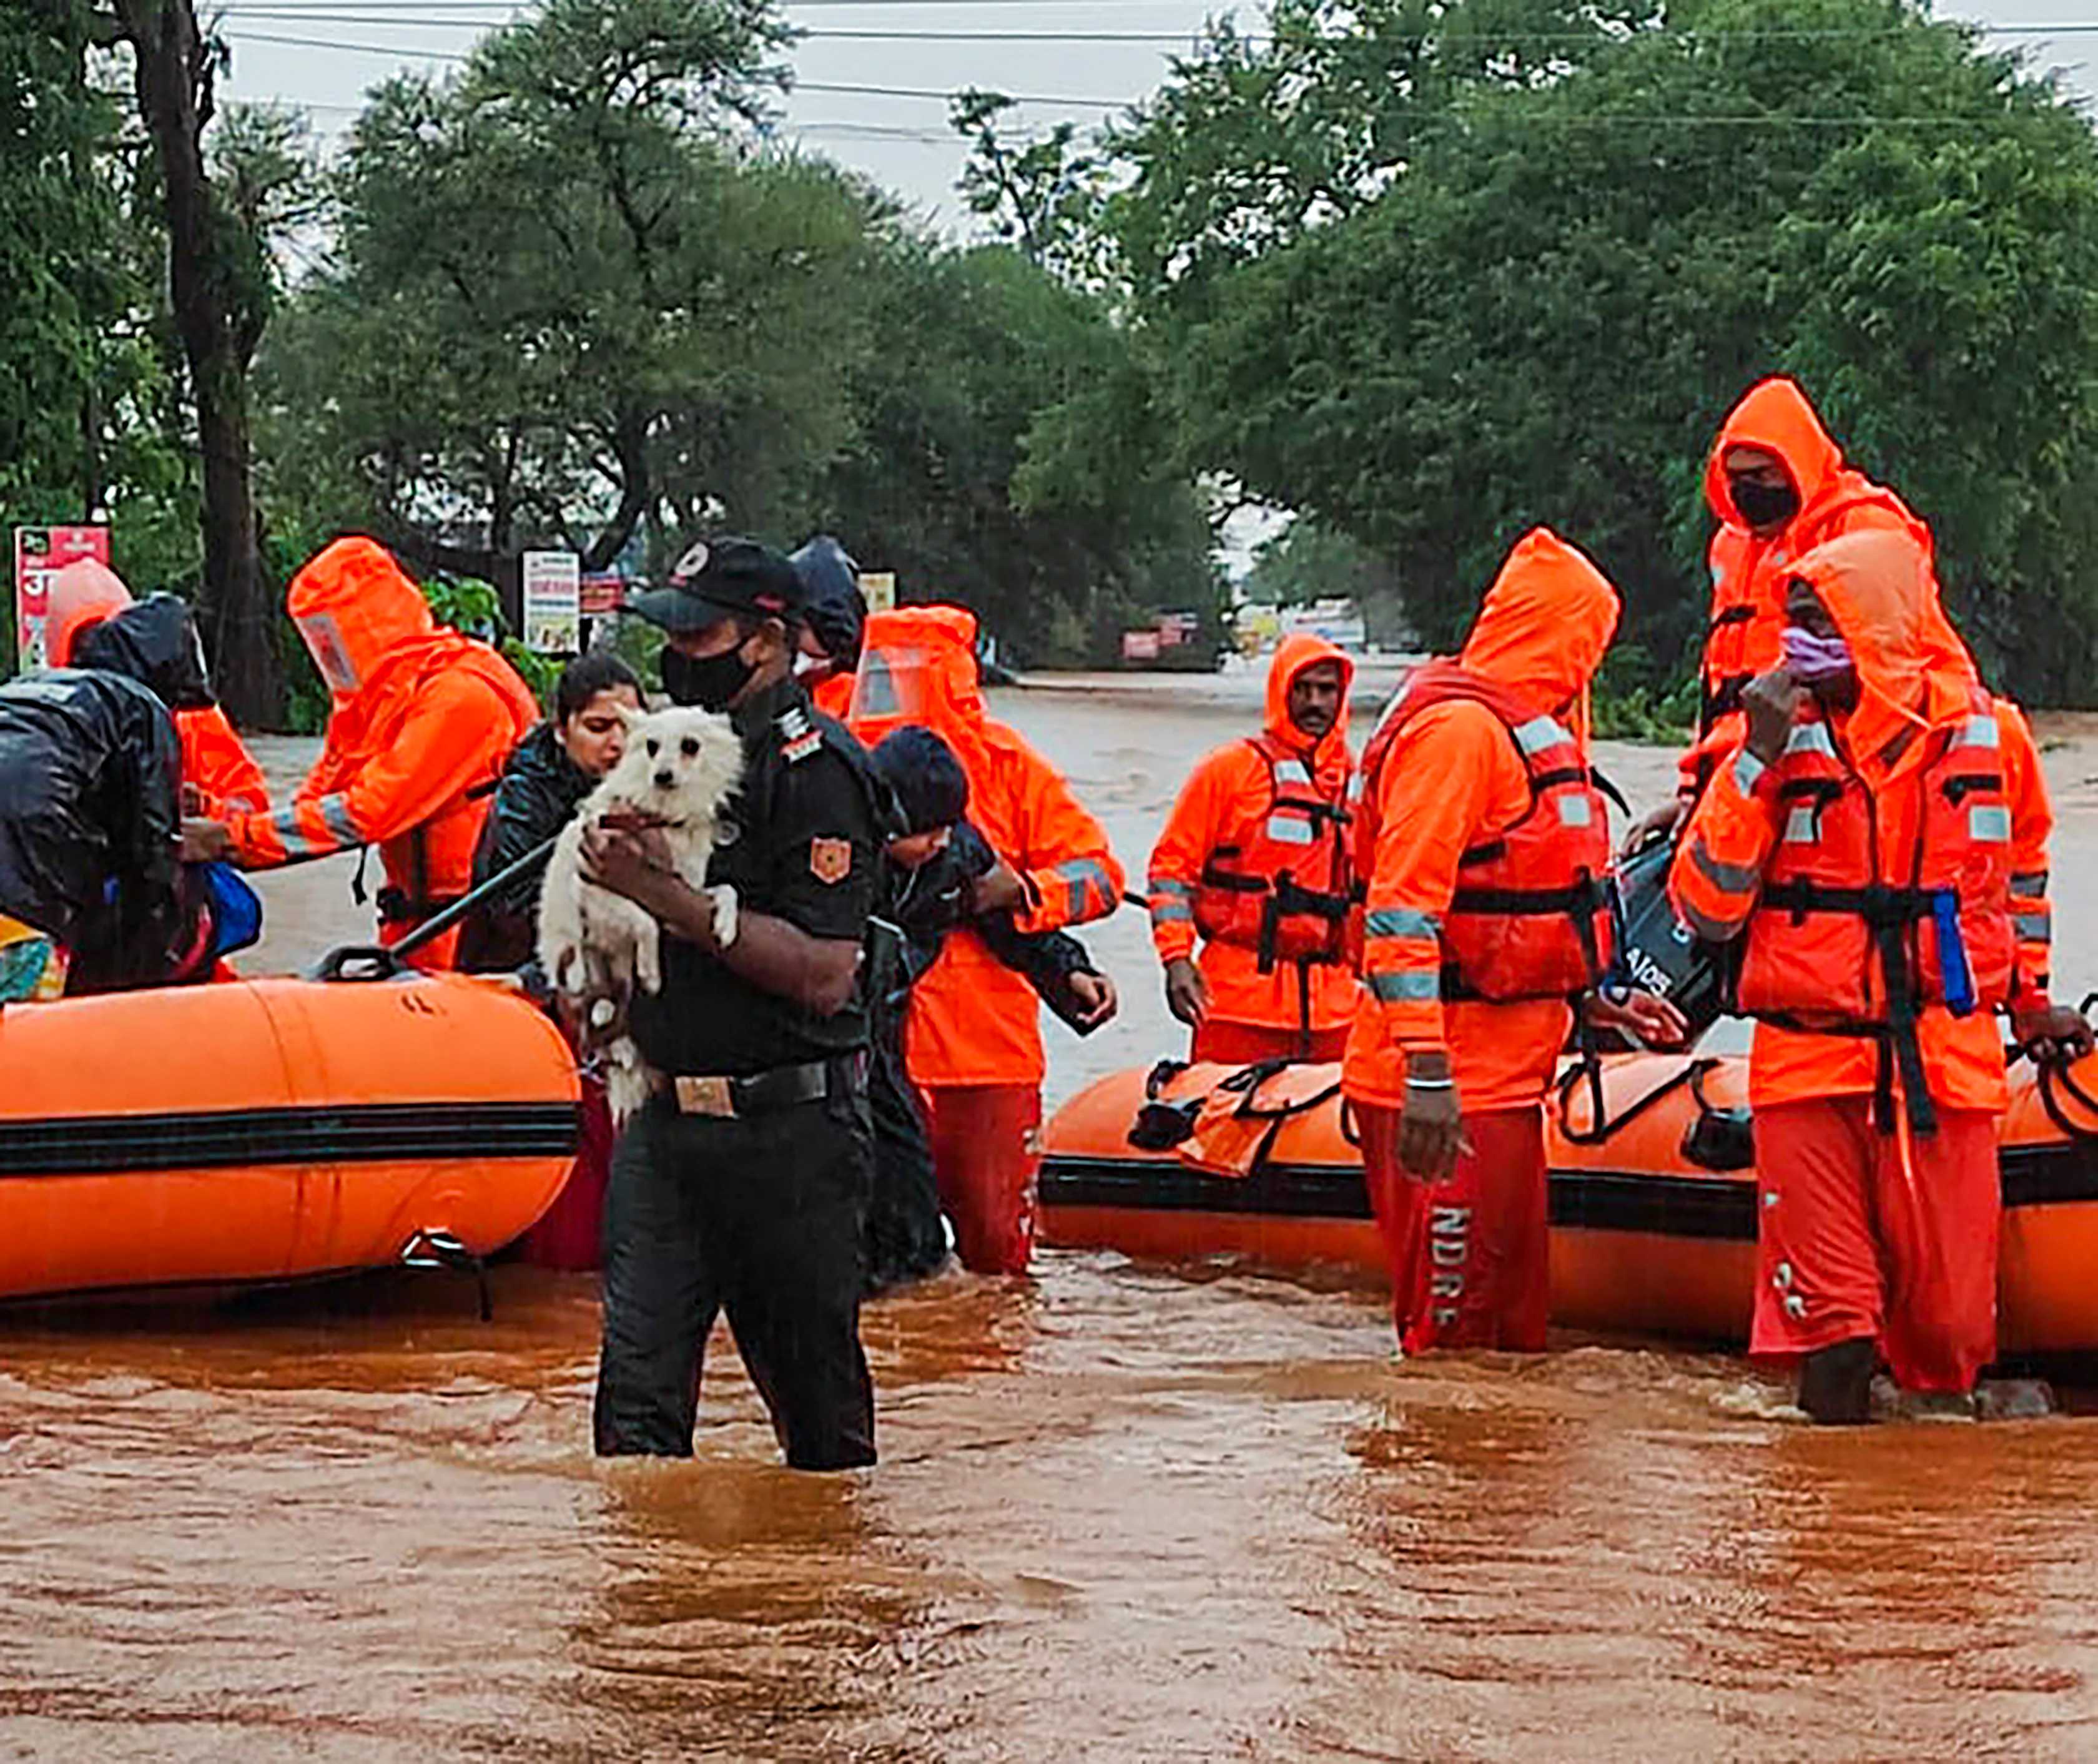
[456,650,642,975]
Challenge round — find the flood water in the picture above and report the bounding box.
[8,671,2098,1760]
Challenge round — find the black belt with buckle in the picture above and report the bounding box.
[664,1055,862,1120]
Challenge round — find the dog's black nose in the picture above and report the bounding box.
[654,769,676,789]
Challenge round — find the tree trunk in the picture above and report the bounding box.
[117,0,282,727]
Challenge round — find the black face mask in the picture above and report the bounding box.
[660,642,754,711]
[1728,475,1800,531]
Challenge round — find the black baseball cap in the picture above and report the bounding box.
[623,535,802,634]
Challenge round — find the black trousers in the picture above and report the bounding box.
[593,1086,877,1469]
[864,1029,950,1294]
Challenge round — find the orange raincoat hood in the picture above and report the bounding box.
[1705,377,1848,528]
[1264,633,1354,784]
[1789,530,1973,785]
[848,604,994,779]
[287,538,438,706]
[1457,528,1621,722]
[44,558,135,667]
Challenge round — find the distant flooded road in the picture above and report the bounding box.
[6,669,2098,1760]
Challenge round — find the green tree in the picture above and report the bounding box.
[805,240,1220,666]
[1096,0,2098,703]
[259,0,874,622]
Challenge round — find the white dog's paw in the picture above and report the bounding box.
[604,1043,650,1124]
[711,885,739,951]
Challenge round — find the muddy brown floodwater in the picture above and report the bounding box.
[8,670,2098,1761]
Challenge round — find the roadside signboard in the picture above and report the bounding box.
[522,549,581,654]
[12,525,110,673]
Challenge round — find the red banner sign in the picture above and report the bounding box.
[12,525,110,672]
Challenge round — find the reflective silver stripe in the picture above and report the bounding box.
[1272,759,1312,786]
[1783,807,1818,845]
[1514,715,1569,756]
[1688,839,1760,896]
[1150,899,1194,924]
[1783,722,1835,757]
[1367,968,1442,1003]
[1264,815,1317,845]
[2016,910,2053,942]
[1958,713,2001,749]
[1346,771,1364,801]
[1056,859,1114,916]
[268,802,321,859]
[315,793,360,847]
[1969,804,2011,843]
[1732,751,1766,796]
[1148,877,1194,899]
[1679,896,1743,943]
[2012,870,2049,899]
[1366,907,1442,940]
[1557,794,1593,829]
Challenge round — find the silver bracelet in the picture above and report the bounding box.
[1406,1075,1455,1090]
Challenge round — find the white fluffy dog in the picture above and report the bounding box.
[538,704,744,1121]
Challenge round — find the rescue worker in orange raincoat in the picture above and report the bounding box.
[1670,530,2088,1422]
[1347,529,1683,1354]
[850,604,1125,1274]
[183,538,539,970]
[44,558,270,822]
[1632,376,1969,845]
[1147,634,1359,1063]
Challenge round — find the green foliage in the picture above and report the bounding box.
[421,573,561,707]
[1242,518,1412,645]
[1090,0,2098,706]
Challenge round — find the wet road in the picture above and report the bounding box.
[7,671,2098,1760]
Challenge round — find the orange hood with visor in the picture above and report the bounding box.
[44,558,137,668]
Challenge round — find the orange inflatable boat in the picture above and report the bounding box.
[1040,1052,2098,1354]
[0,972,579,1301]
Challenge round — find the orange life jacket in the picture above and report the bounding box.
[1358,667,1613,1002]
[1734,693,2015,1028]
[1192,734,1357,969]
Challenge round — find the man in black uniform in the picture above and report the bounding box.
[582,536,885,1468]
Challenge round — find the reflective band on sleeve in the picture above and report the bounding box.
[1054,859,1115,918]
[1366,907,1442,940]
[1732,751,1766,796]
[1969,804,2011,843]
[316,793,360,846]
[2012,870,2050,899]
[1557,794,1593,829]
[1783,807,1819,845]
[1150,899,1194,924]
[1784,722,1835,757]
[1367,968,1442,1003]
[1679,896,1742,943]
[1688,839,1761,896]
[1958,713,2001,749]
[268,802,322,858]
[1264,815,1317,845]
[2016,910,2053,942]
[1148,877,1194,899]
[1514,715,1570,755]
[1273,759,1312,786]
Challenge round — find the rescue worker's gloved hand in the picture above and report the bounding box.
[1163,956,1209,1029]
[1741,668,1806,766]
[2013,1002,2097,1065]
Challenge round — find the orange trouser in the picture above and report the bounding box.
[1357,1103,1549,1354]
[1192,1019,1350,1066]
[922,1083,1042,1276]
[1751,1097,1999,1393]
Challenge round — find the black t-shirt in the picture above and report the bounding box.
[628,677,881,1076]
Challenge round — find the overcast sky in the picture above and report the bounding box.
[215,0,2098,232]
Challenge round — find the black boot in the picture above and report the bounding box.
[1798,1337,1877,1425]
